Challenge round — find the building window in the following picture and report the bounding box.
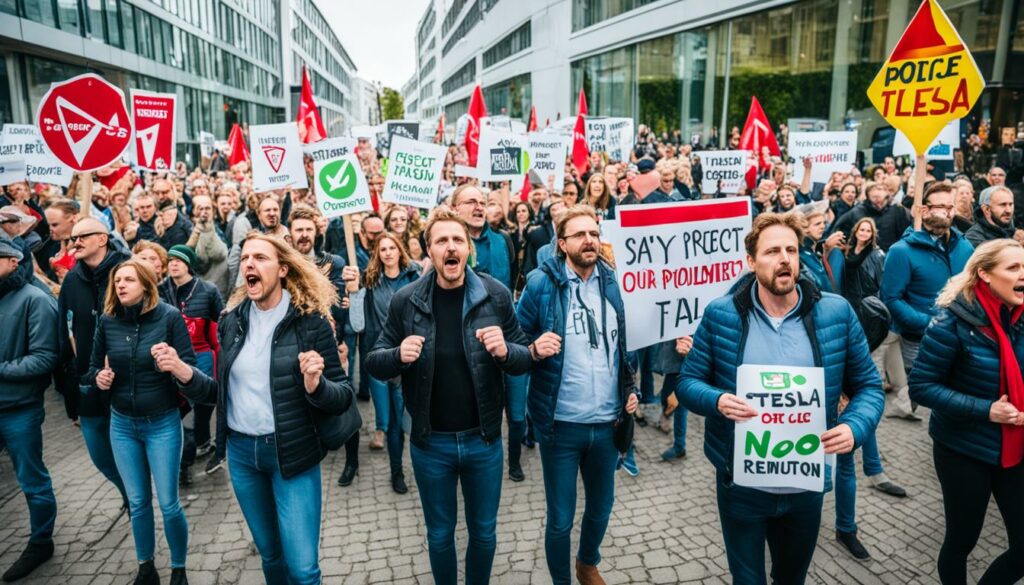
[85,0,104,42]
[483,72,531,121]
[22,0,57,26]
[56,0,81,35]
[482,21,530,69]
[442,59,476,95]
[444,97,469,125]
[571,45,635,119]
[105,0,121,48]
[122,3,136,54]
[573,0,656,32]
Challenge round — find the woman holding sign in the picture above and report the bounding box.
[910,239,1024,585]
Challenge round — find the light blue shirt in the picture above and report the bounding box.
[555,263,620,423]
[227,288,291,436]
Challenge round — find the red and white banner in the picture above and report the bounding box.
[36,73,132,172]
[602,198,752,350]
[130,90,176,171]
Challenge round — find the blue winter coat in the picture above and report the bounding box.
[880,228,973,339]
[515,256,638,444]
[677,274,884,489]
[908,296,1020,466]
[799,238,833,293]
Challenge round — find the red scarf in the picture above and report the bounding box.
[975,282,1024,468]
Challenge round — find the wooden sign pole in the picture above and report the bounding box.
[77,172,93,218]
[342,215,359,293]
[912,153,926,231]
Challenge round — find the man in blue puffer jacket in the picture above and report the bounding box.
[678,212,884,585]
[880,181,973,418]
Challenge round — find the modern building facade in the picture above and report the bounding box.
[0,0,360,165]
[412,0,1023,148]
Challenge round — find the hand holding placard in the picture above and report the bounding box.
[820,423,854,454]
[718,393,757,422]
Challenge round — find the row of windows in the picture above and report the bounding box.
[418,7,435,49]
[407,98,418,114]
[291,0,355,71]
[217,2,280,70]
[482,20,530,69]
[441,0,469,37]
[420,81,434,99]
[571,0,661,32]
[441,59,476,95]
[292,54,347,111]
[442,0,499,57]
[421,56,436,79]
[292,16,352,92]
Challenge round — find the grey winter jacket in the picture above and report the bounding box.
[0,268,59,411]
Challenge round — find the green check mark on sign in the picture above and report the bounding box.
[319,159,358,200]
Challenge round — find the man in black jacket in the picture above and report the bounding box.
[55,217,130,507]
[830,183,912,252]
[965,186,1020,248]
[0,239,59,582]
[366,207,531,585]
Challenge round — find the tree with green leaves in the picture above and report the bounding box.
[381,87,405,121]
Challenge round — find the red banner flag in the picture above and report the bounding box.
[527,105,538,132]
[571,89,589,177]
[465,84,487,167]
[518,105,540,201]
[739,96,780,189]
[297,66,327,144]
[227,123,249,167]
[130,90,176,172]
[435,113,446,144]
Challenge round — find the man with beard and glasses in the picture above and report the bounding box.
[365,207,531,585]
[965,186,1022,248]
[516,205,639,585]
[881,182,973,417]
[678,212,884,585]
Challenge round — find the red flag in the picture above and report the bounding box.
[227,123,250,167]
[435,113,446,144]
[738,97,780,189]
[527,105,538,132]
[297,66,327,144]
[465,85,487,167]
[571,88,589,177]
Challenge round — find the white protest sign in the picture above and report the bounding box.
[586,117,634,161]
[700,150,749,194]
[894,120,958,161]
[199,131,215,158]
[250,123,307,192]
[477,128,529,182]
[0,124,73,187]
[788,131,858,184]
[602,198,752,351]
[381,136,445,209]
[313,147,372,218]
[349,125,379,148]
[527,133,570,192]
[732,364,827,492]
[303,137,357,162]
[455,114,470,145]
[483,115,512,133]
[0,158,27,185]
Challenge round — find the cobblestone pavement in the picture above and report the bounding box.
[0,386,1010,584]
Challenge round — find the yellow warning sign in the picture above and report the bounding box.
[866,0,985,156]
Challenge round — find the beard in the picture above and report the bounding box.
[567,246,598,269]
[993,214,1013,229]
[923,214,952,233]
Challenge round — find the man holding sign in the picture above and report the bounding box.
[678,213,883,584]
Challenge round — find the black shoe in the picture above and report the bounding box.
[2,540,54,582]
[337,464,358,487]
[169,568,187,585]
[391,471,408,494]
[178,467,193,487]
[872,481,908,498]
[133,560,159,585]
[836,530,871,561]
[204,455,225,475]
[634,412,648,428]
[521,434,535,449]
[356,392,370,402]
[508,462,525,482]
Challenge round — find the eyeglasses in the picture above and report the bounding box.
[925,204,955,212]
[68,232,103,243]
[458,199,486,208]
[564,230,601,241]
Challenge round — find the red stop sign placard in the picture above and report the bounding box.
[36,73,132,172]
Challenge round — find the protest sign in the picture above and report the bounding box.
[386,120,420,151]
[787,131,858,184]
[130,90,176,171]
[455,114,470,145]
[303,137,357,162]
[586,117,634,161]
[699,150,749,194]
[199,131,215,158]
[732,364,827,492]
[866,0,984,157]
[0,124,73,187]
[349,125,378,148]
[787,118,828,133]
[477,128,529,181]
[483,115,512,133]
[381,136,445,209]
[249,123,307,192]
[602,198,752,350]
[893,120,958,161]
[314,147,372,218]
[0,158,27,185]
[36,73,132,172]
[526,133,569,191]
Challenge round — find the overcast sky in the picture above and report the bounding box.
[320,0,430,90]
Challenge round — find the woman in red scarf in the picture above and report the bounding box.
[910,238,1024,584]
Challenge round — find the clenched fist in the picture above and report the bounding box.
[531,332,561,360]
[298,350,325,394]
[96,356,115,390]
[476,326,508,361]
[400,335,425,364]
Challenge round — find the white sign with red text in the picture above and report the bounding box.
[130,90,176,171]
[250,123,307,192]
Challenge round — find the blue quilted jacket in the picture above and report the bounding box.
[908,296,1021,466]
[678,274,885,488]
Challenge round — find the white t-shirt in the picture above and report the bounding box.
[227,289,291,436]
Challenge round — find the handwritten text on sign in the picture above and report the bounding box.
[733,365,827,492]
[787,131,858,184]
[381,136,446,209]
[700,150,749,194]
[602,199,752,351]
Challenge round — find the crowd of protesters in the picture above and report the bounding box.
[1,117,1024,585]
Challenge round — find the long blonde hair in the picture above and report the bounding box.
[228,232,339,317]
[936,239,1024,307]
[104,259,161,316]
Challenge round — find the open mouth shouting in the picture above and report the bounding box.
[244,271,264,298]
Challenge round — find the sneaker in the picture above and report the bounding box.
[204,455,225,475]
[618,456,639,477]
[391,471,408,494]
[634,411,648,428]
[2,540,54,582]
[179,467,193,487]
[337,464,358,487]
[195,441,214,459]
[661,446,686,461]
[133,560,159,585]
[836,529,871,561]
[508,462,525,482]
[871,480,908,498]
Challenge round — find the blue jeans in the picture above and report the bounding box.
[505,373,529,466]
[192,351,215,448]
[716,472,823,585]
[368,375,406,473]
[835,430,884,533]
[79,414,128,503]
[228,432,322,585]
[110,409,188,568]
[0,405,57,543]
[539,421,618,584]
[410,431,503,585]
